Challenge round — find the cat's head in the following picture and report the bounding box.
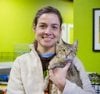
[56,39,78,61]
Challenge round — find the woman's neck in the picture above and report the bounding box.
[37,45,56,54]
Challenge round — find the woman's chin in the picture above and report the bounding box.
[42,43,54,48]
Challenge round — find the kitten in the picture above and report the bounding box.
[43,39,83,94]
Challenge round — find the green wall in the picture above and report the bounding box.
[74,0,100,73]
[0,0,100,73]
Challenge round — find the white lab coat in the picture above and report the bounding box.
[7,44,95,94]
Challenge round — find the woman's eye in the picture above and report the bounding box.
[52,26,57,29]
[39,25,46,29]
[40,25,44,27]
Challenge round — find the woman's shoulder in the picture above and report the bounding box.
[14,51,34,64]
[12,51,39,69]
[16,52,31,60]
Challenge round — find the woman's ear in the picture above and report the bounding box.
[32,24,36,32]
[60,26,62,31]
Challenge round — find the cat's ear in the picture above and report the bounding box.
[56,38,64,53]
[73,40,78,49]
[58,38,66,45]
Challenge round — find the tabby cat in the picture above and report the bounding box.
[43,39,83,94]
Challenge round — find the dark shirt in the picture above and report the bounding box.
[38,53,56,94]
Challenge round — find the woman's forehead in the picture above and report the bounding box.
[37,13,60,25]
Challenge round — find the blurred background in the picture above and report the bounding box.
[0,0,100,72]
[0,0,100,93]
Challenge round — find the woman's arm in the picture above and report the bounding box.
[6,57,25,94]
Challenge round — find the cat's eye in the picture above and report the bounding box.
[63,49,65,51]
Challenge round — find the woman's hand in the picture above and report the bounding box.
[49,62,71,92]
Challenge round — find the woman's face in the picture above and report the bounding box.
[34,13,61,49]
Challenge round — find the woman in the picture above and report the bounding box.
[7,6,95,94]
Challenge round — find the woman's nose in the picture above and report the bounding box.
[44,27,51,34]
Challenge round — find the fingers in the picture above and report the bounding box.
[49,62,71,74]
[49,62,71,81]
[63,62,71,72]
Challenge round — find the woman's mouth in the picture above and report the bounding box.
[42,34,54,39]
[42,36,54,41]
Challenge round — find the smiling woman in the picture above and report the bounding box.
[34,13,61,50]
[6,6,95,94]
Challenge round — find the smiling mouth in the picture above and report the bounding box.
[42,36,53,39]
[42,35,54,39]
[41,36,54,42]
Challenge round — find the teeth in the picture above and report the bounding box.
[42,36,53,39]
